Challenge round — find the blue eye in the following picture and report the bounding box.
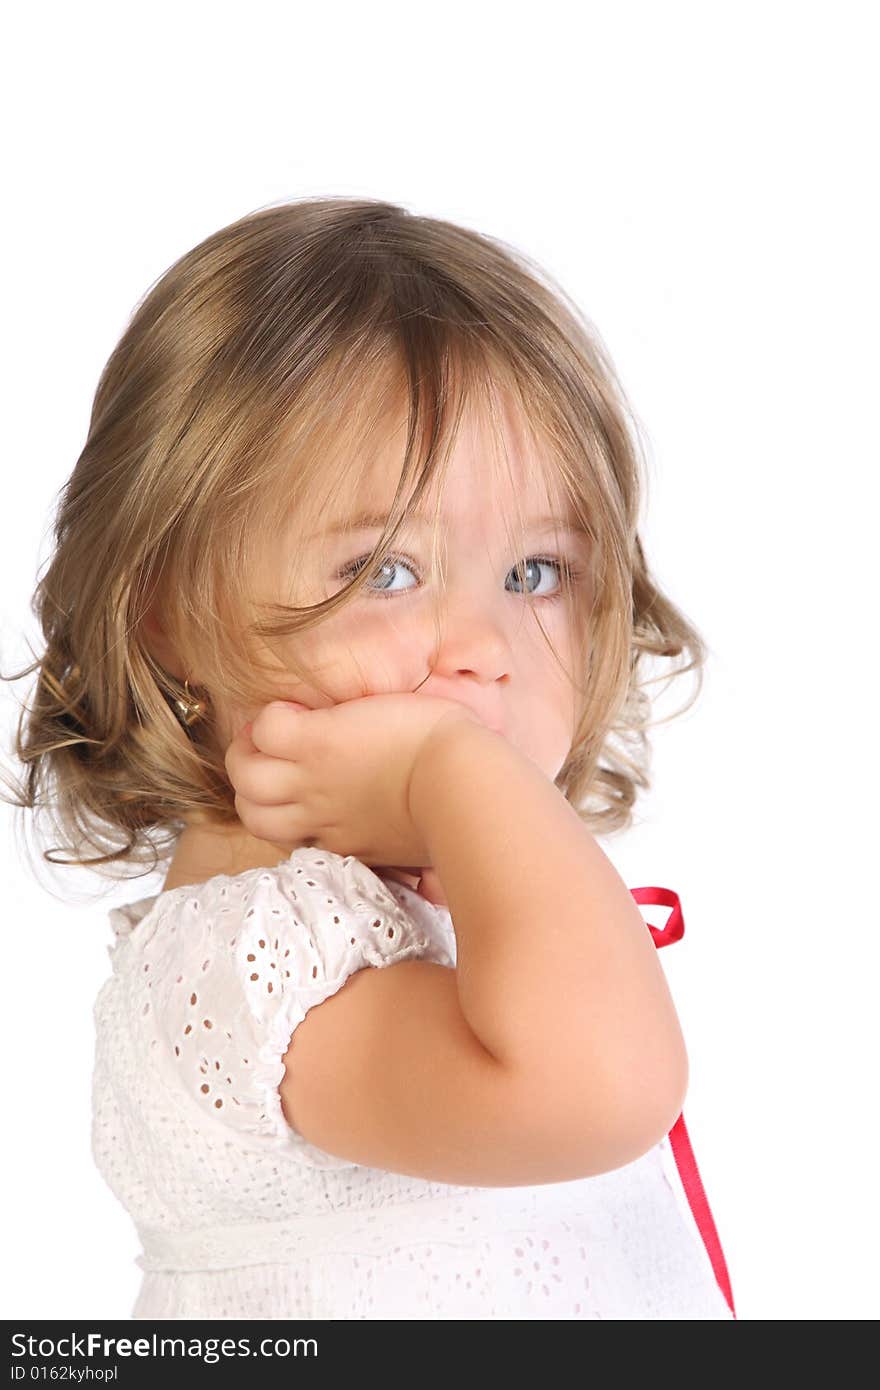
[337,553,420,596]
[506,557,574,598]
[336,553,576,600]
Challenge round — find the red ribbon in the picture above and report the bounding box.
[631,885,737,1320]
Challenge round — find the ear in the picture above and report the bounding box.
[139,599,187,681]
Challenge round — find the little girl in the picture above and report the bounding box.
[4,196,735,1320]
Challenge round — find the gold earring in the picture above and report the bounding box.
[174,678,206,726]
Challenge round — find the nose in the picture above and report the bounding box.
[410,583,512,730]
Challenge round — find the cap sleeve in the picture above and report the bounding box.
[151,847,453,1168]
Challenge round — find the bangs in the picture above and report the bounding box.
[248,333,598,611]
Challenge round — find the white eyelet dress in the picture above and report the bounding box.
[91,847,736,1320]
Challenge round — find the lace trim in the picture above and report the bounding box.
[250,983,359,1169]
[106,896,162,968]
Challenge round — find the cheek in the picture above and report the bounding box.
[212,698,259,757]
[277,607,429,705]
[521,625,581,748]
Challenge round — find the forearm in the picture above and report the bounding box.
[407,721,688,1119]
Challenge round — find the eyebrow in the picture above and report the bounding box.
[311,511,584,537]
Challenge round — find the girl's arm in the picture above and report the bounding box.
[231,697,688,1184]
[407,719,689,1147]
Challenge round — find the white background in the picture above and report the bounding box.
[2,1,877,1322]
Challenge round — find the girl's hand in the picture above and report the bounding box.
[381,863,450,908]
[224,693,481,868]
[411,866,449,907]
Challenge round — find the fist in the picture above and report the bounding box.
[224,692,480,868]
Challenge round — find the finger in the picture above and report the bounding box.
[224,730,305,808]
[416,867,449,908]
[227,703,309,764]
[231,792,314,847]
[247,700,313,756]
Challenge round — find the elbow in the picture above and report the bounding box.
[502,1033,690,1181]
[608,1032,690,1165]
[537,1041,690,1180]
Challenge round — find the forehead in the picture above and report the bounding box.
[324,385,572,526]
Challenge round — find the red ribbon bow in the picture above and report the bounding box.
[631,885,737,1320]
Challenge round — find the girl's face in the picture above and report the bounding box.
[232,400,591,787]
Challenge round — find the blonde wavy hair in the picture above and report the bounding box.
[0,196,708,891]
